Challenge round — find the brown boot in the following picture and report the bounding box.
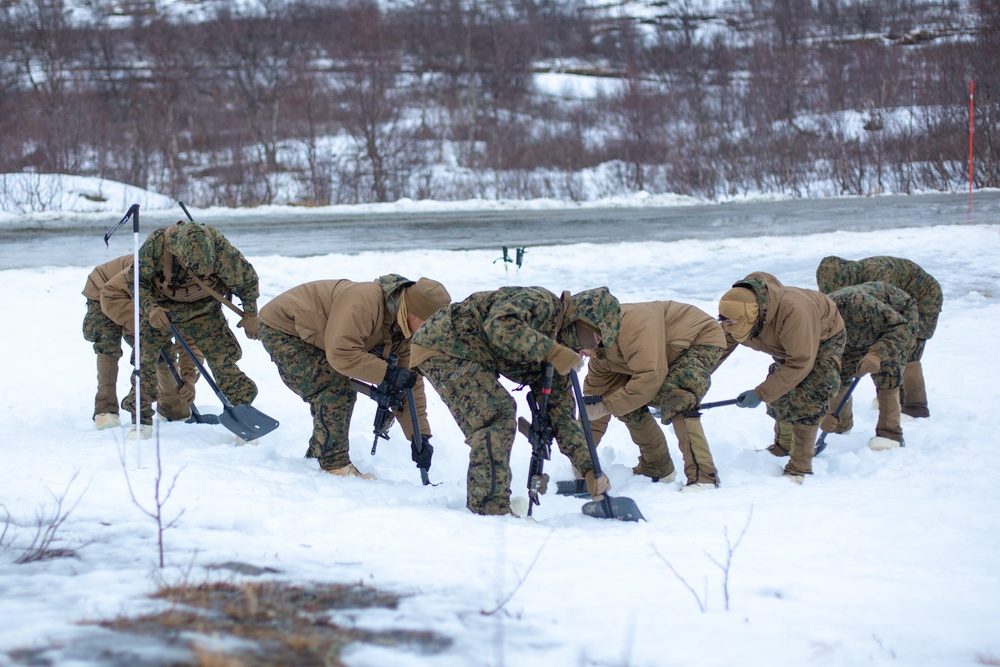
[901,361,930,418]
[626,415,675,482]
[672,415,719,487]
[870,386,904,450]
[784,423,818,478]
[767,420,793,457]
[156,359,192,422]
[94,353,120,422]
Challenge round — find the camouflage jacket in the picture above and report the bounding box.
[827,281,918,355]
[126,222,259,322]
[816,255,942,338]
[411,286,620,385]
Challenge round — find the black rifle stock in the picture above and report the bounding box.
[350,352,431,485]
[520,363,555,517]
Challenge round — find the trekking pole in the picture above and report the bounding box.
[815,375,863,455]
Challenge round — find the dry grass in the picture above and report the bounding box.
[80,580,450,666]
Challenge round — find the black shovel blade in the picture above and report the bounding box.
[218,405,280,441]
[582,495,645,522]
[186,407,220,425]
[556,479,590,497]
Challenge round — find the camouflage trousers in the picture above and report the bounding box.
[83,299,124,358]
[766,330,846,425]
[613,345,724,482]
[908,337,928,363]
[123,302,256,425]
[260,324,357,470]
[418,354,593,516]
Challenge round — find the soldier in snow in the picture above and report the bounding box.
[258,276,451,478]
[121,220,260,439]
[583,300,728,491]
[717,272,845,484]
[822,281,918,450]
[82,255,202,430]
[816,255,942,419]
[410,286,621,516]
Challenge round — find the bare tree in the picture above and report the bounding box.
[119,425,186,569]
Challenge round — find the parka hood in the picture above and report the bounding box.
[816,256,857,294]
[731,272,776,340]
[166,221,215,274]
[377,273,415,318]
[562,287,621,348]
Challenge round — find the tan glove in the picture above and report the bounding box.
[819,412,839,433]
[545,343,585,375]
[148,307,171,330]
[585,400,610,421]
[177,381,196,404]
[238,312,260,340]
[856,350,881,377]
[585,469,610,501]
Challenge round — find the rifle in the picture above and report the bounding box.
[349,353,431,485]
[518,363,555,517]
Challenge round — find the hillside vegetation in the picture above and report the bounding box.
[0,0,997,207]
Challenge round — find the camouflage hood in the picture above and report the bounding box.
[559,287,621,349]
[165,221,215,275]
[815,256,858,294]
[730,273,773,340]
[377,273,415,319]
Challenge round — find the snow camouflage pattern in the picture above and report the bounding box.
[828,281,918,390]
[259,324,357,470]
[816,255,942,354]
[412,286,621,515]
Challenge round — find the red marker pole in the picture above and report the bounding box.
[968,80,974,222]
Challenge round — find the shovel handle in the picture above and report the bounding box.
[570,370,616,519]
[815,375,864,455]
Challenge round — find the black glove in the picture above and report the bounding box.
[383,364,418,390]
[736,389,762,409]
[411,435,433,470]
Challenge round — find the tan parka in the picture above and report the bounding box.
[732,272,844,403]
[585,301,727,416]
[83,255,132,301]
[259,276,432,438]
[100,266,137,334]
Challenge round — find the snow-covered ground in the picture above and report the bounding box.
[1,190,999,666]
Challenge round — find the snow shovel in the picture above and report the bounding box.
[158,346,219,425]
[167,317,279,441]
[569,371,645,522]
[815,375,862,455]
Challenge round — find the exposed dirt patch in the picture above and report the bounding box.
[9,581,450,666]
